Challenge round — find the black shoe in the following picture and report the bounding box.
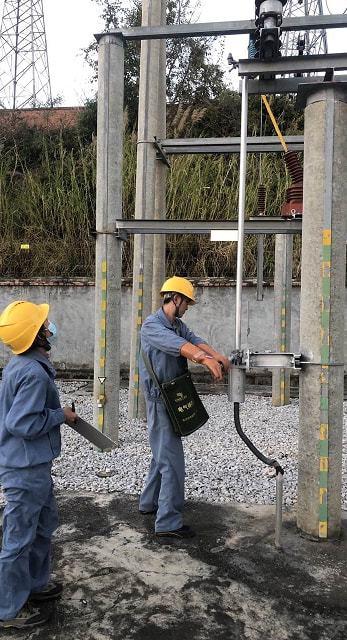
[0,604,50,629]
[139,508,158,515]
[30,581,63,602]
[156,525,196,539]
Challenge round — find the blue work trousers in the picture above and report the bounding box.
[0,462,58,620]
[140,399,185,532]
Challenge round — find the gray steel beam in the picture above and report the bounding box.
[239,53,347,77]
[115,217,302,235]
[282,13,347,31]
[161,136,304,154]
[248,76,347,95]
[95,14,347,42]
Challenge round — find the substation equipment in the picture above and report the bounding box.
[93,2,347,544]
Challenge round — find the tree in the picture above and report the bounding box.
[83,0,226,129]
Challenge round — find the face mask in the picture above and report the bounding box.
[47,321,57,344]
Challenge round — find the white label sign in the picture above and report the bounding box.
[210,230,239,242]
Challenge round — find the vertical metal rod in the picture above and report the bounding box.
[30,2,36,106]
[13,0,20,109]
[275,471,284,549]
[235,76,249,351]
[41,0,53,107]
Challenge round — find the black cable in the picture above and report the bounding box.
[234,402,284,474]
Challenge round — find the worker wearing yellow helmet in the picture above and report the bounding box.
[0,301,77,629]
[139,276,230,539]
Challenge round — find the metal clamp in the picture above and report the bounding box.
[245,350,301,371]
[153,137,171,168]
[230,349,302,372]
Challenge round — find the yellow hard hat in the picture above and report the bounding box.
[160,276,196,305]
[0,301,49,354]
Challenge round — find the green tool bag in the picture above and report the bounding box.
[141,350,209,437]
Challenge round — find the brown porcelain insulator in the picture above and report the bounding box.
[286,183,303,202]
[284,151,303,184]
[257,184,266,215]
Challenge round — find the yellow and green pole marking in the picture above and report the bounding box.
[319,228,331,539]
[132,268,144,417]
[279,288,287,405]
[98,259,107,432]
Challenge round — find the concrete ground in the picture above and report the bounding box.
[1,494,347,640]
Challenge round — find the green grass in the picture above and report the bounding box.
[0,132,298,279]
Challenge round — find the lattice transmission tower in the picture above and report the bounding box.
[283,0,328,57]
[0,0,52,109]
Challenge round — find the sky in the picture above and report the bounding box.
[1,0,346,106]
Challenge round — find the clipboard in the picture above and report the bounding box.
[69,416,116,450]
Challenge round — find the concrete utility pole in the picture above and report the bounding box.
[297,84,347,539]
[272,235,293,406]
[129,0,167,419]
[93,34,124,443]
[152,1,167,312]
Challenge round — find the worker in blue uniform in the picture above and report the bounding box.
[0,300,77,629]
[139,276,230,539]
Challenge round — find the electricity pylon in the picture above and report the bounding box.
[0,0,53,109]
[282,0,328,56]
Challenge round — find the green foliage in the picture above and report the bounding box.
[0,100,303,280]
[0,131,96,278]
[77,99,98,143]
[84,0,226,129]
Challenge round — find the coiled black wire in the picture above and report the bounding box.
[234,402,284,475]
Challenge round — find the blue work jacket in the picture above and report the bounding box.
[140,307,206,401]
[0,349,64,468]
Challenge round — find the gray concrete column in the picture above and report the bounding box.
[272,234,293,406]
[129,0,167,419]
[152,0,167,312]
[93,35,124,444]
[297,84,347,539]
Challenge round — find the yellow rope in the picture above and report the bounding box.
[261,95,288,153]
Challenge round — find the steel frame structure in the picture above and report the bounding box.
[115,217,303,237]
[159,135,304,155]
[95,13,347,42]
[247,74,347,94]
[95,10,346,487]
[97,11,346,343]
[0,0,53,109]
[283,0,328,57]
[238,52,347,76]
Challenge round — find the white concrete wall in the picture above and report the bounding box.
[0,280,305,372]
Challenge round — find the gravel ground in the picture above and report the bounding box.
[1,380,346,509]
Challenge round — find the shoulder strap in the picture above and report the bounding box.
[141,349,162,390]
